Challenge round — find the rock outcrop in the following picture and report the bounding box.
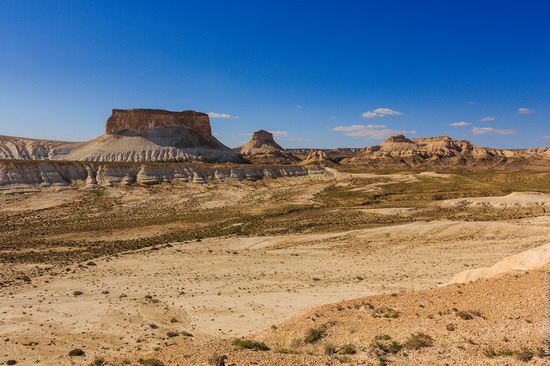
[237,130,299,164]
[343,135,550,170]
[105,109,211,135]
[0,109,244,163]
[299,150,338,166]
[0,160,325,188]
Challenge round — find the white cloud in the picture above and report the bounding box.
[269,130,289,138]
[466,101,476,105]
[471,127,516,135]
[480,116,495,122]
[207,112,236,119]
[330,115,337,119]
[518,107,535,114]
[295,105,303,109]
[450,121,471,127]
[543,136,550,139]
[287,137,306,142]
[361,108,403,119]
[333,124,412,140]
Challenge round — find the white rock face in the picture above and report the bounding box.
[0,161,325,188]
[451,242,550,284]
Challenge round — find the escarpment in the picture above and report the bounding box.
[0,160,325,188]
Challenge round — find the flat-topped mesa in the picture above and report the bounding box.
[105,109,212,136]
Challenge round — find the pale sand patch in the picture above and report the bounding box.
[436,191,550,209]
[2,217,550,364]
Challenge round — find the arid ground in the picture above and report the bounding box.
[2,169,550,365]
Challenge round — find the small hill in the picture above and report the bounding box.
[237,130,299,164]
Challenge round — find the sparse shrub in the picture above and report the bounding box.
[339,344,356,355]
[90,357,106,366]
[304,326,325,344]
[232,338,269,351]
[515,349,534,362]
[68,348,85,356]
[456,310,482,320]
[404,333,433,350]
[324,343,337,355]
[139,359,165,366]
[208,353,227,366]
[7,361,17,366]
[337,356,351,363]
[446,323,456,331]
[275,348,298,354]
[484,347,497,358]
[166,330,179,338]
[371,335,402,356]
[373,307,400,319]
[72,291,83,297]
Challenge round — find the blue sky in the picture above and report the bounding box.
[0,0,549,148]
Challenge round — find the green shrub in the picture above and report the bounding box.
[339,344,356,355]
[232,338,270,351]
[139,359,165,366]
[304,327,325,344]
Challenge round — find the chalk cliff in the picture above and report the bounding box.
[0,161,325,188]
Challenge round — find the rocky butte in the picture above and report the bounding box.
[237,130,299,164]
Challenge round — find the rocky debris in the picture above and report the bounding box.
[237,130,299,164]
[0,160,325,188]
[299,150,338,166]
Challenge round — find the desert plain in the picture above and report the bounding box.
[2,167,550,365]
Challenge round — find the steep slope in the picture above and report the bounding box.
[237,130,299,164]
